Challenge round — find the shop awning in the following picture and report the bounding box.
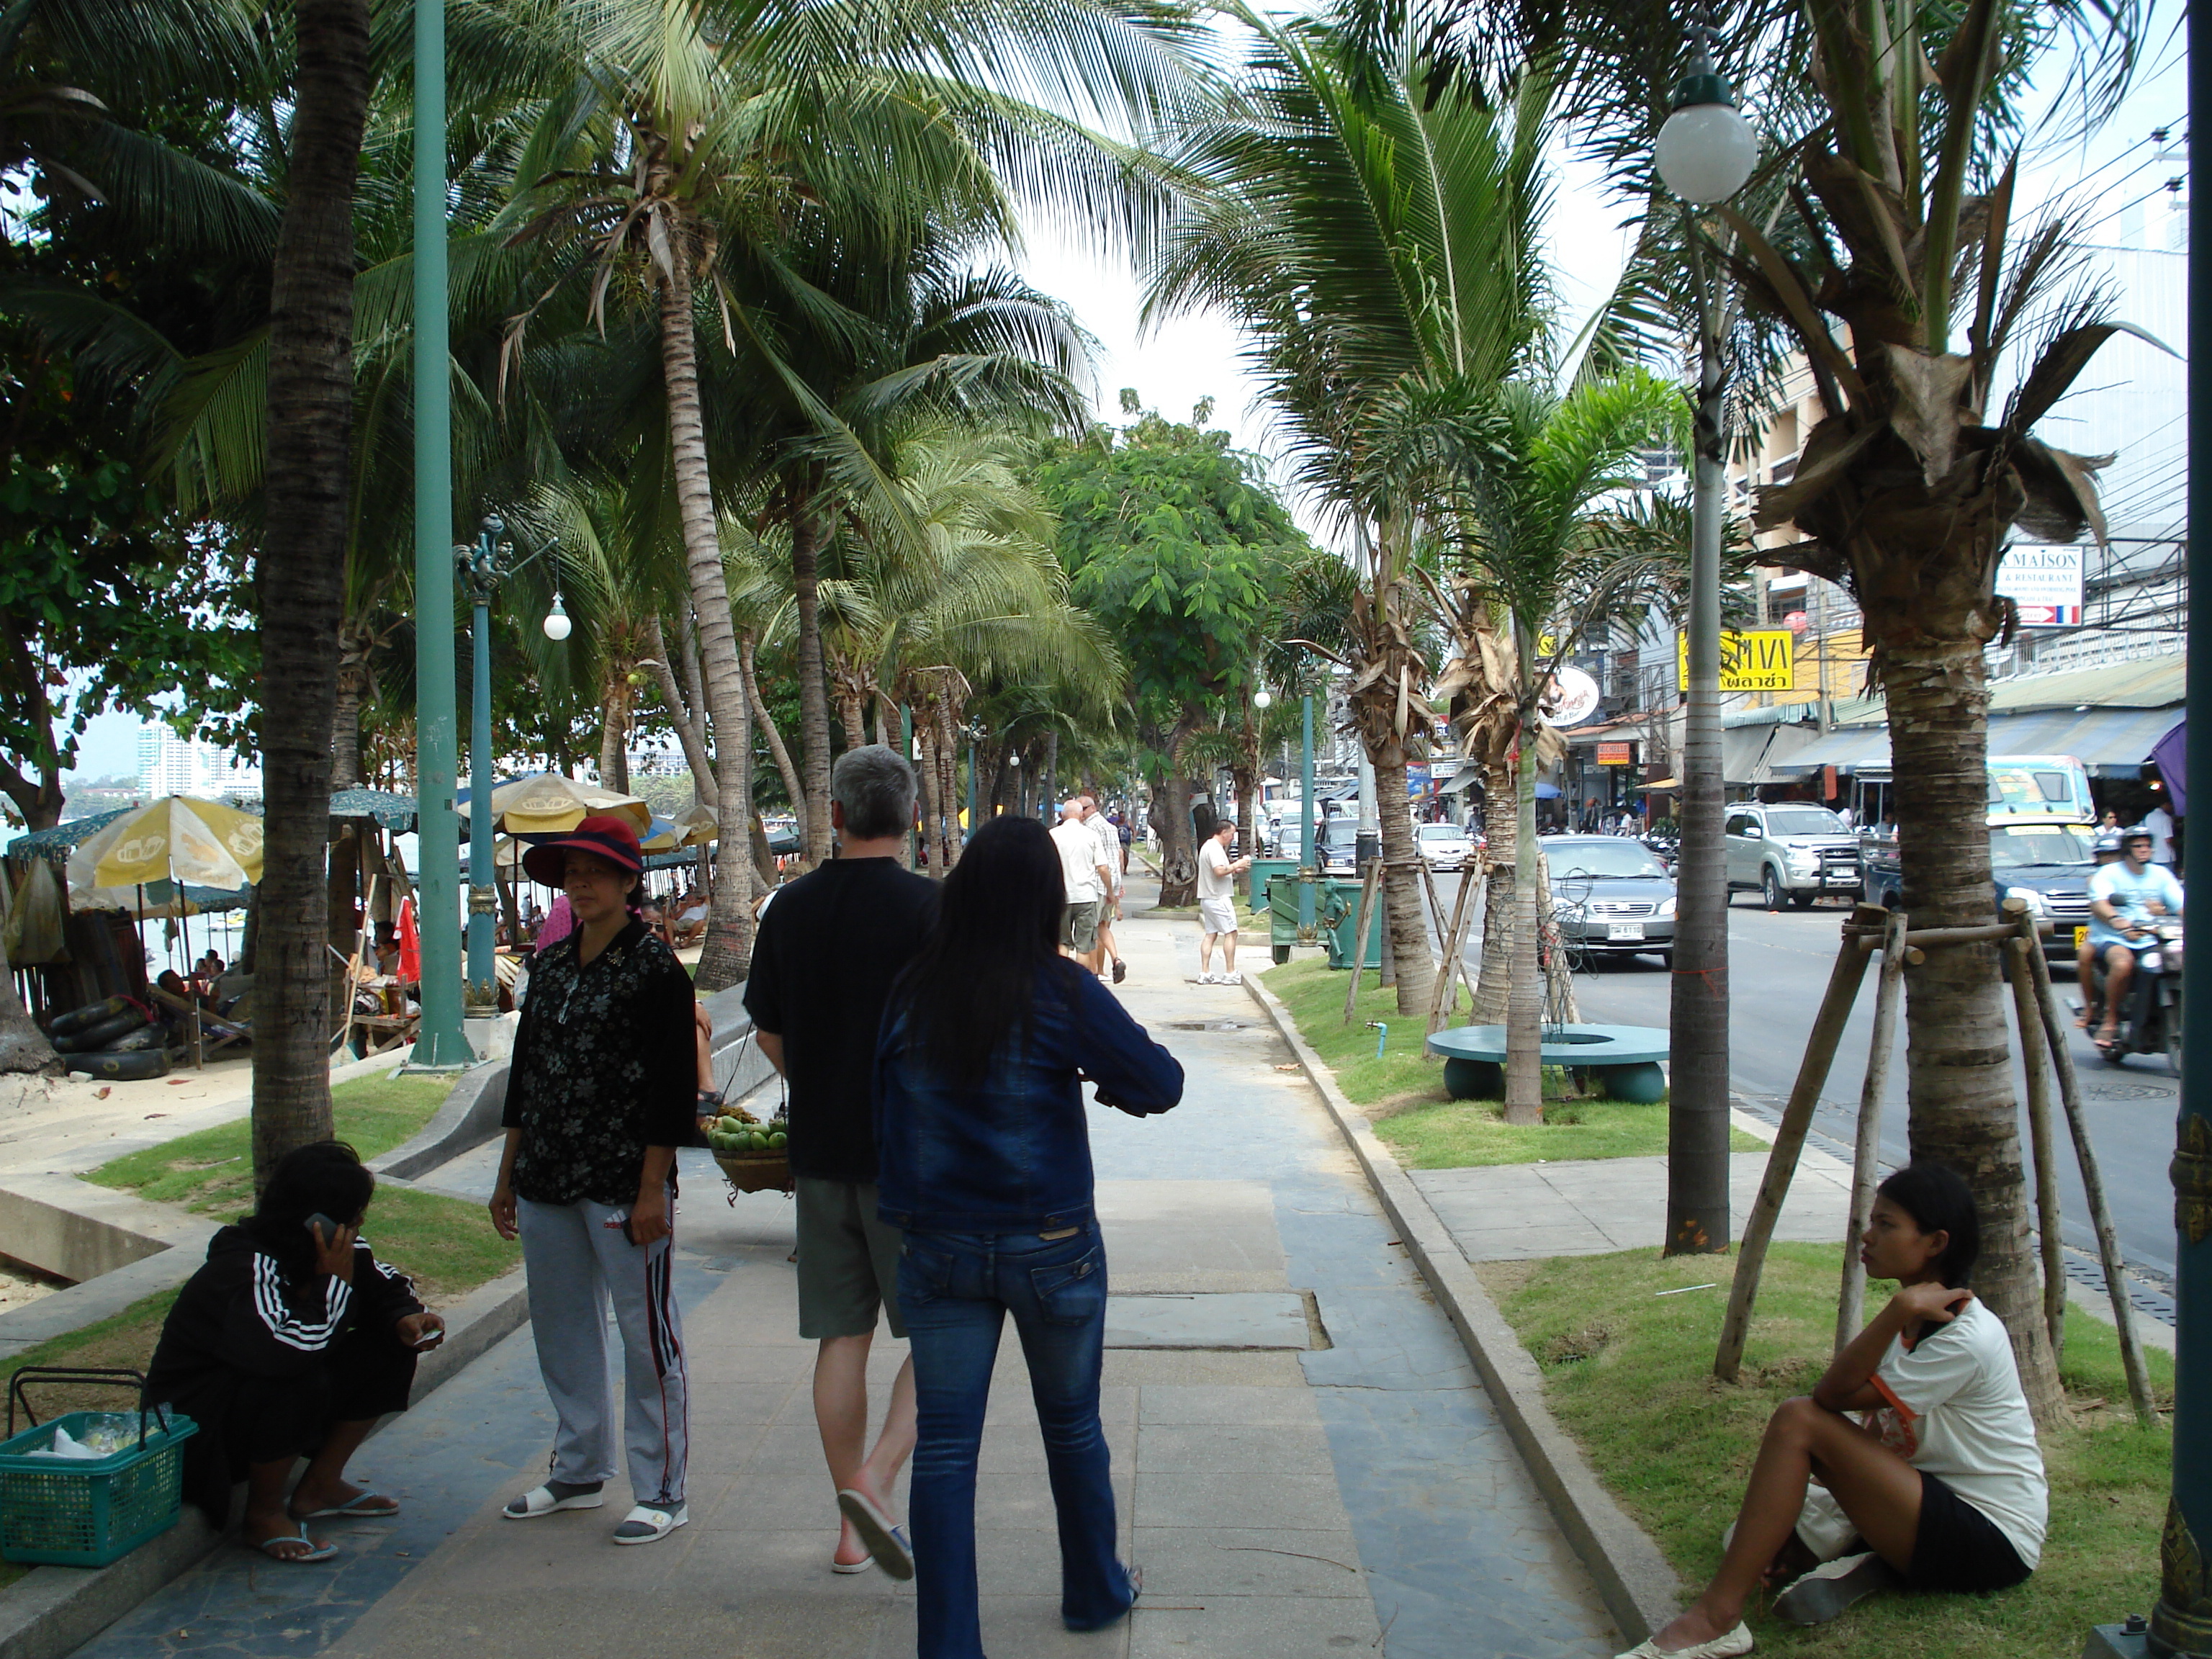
[1767,705,2179,778]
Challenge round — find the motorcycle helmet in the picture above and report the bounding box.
[2121,825,2156,855]
[2092,832,2124,858]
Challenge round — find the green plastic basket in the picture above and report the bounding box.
[0,1369,197,1567]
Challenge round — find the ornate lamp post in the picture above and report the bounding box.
[454,516,565,1015]
[1654,19,1755,1258]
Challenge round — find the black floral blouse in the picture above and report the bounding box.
[503,917,701,1206]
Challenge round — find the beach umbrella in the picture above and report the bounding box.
[640,816,681,853]
[675,803,718,848]
[480,773,651,835]
[67,796,264,892]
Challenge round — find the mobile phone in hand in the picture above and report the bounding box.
[305,1213,341,1250]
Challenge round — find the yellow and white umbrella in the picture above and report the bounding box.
[675,803,719,847]
[486,773,651,835]
[68,796,264,894]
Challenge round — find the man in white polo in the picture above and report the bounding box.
[1080,794,1127,984]
[1196,819,1253,984]
[1051,800,1113,970]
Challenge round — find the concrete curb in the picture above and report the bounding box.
[0,1268,530,1659]
[1241,969,1681,1646]
[369,1064,509,1182]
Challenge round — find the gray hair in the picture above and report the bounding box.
[832,745,917,841]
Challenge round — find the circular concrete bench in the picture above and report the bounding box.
[1423,1023,1671,1104]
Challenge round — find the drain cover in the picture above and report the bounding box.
[1105,1292,1318,1350]
[1166,1019,1249,1032]
[2085,1084,2176,1100]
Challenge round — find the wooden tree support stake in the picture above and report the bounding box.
[1836,907,1907,1354]
[1426,866,1477,1035]
[1714,902,1884,1382]
[2014,907,2159,1426]
[1342,858,1382,1025]
[2002,931,2068,1364]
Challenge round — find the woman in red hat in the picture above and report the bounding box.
[489,814,704,1547]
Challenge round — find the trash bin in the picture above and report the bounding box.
[1264,871,1380,968]
[1247,858,1298,915]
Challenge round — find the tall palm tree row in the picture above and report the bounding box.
[1148,4,1560,1022]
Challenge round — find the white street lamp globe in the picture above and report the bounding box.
[1656,82,1758,204]
[542,593,572,641]
[1254,688,1274,710]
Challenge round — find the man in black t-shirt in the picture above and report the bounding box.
[744,745,937,1578]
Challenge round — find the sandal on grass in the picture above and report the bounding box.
[255,1522,337,1564]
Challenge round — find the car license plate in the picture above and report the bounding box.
[2074,925,2088,950]
[1607,923,1644,940]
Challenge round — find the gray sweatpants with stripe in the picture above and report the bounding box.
[518,1191,689,1508]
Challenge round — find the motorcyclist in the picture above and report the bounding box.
[2074,832,2126,1009]
[2084,826,2184,1055]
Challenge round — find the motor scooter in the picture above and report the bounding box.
[2080,922,2183,1078]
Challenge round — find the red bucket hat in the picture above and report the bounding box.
[520,814,644,888]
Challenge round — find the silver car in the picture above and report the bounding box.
[1418,822,1475,871]
[1543,836,1678,966]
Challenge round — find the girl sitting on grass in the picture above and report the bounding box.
[1619,1163,2046,1658]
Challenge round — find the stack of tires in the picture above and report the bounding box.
[46,998,169,1080]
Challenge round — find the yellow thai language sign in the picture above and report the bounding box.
[1676,629,1797,692]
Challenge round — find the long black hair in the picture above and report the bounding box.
[243,1141,376,1263]
[1876,1162,1980,1288]
[891,814,1073,1084]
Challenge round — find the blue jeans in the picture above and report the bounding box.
[898,1223,1134,1658]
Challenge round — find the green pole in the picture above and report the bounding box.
[2141,8,2211,1649]
[409,0,469,1066]
[1298,691,1316,943]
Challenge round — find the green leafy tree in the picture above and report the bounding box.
[1035,398,1313,904]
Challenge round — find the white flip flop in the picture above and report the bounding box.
[612,1501,688,1545]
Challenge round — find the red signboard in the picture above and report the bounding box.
[1596,742,1633,765]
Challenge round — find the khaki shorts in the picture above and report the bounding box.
[1061,899,1101,953]
[795,1178,906,1339]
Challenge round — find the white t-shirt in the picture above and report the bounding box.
[2144,805,2177,864]
[1087,812,1122,892]
[1857,1298,2048,1567]
[1052,819,1105,904]
[1197,837,1236,901]
[2088,860,2185,949]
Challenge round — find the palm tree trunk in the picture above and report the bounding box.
[835,681,868,752]
[1473,755,1515,1025]
[1504,704,1543,1124]
[252,0,367,1185]
[1887,639,2061,1421]
[653,215,753,990]
[914,721,943,877]
[598,675,631,791]
[934,694,963,868]
[0,930,60,1076]
[331,622,370,791]
[1369,733,1435,1017]
[642,616,716,809]
[741,631,806,845]
[788,503,835,868]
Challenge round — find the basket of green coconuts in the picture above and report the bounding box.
[705,1105,792,1193]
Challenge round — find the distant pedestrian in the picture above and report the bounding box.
[875,816,1184,1659]
[2142,799,2177,866]
[1079,795,1126,984]
[1112,810,1131,875]
[1196,819,1252,985]
[491,814,701,1547]
[1051,801,1112,971]
[745,746,938,1577]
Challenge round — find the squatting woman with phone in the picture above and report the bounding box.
[145,1140,444,1563]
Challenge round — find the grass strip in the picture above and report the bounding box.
[1479,1244,2173,1658]
[1259,956,1761,1164]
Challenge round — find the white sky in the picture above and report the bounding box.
[56,23,2190,785]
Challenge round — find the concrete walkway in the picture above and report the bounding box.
[73,885,1620,1659]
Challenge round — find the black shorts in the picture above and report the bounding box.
[1908,1471,2031,1594]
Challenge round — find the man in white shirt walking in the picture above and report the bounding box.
[1079,795,1127,984]
[2142,800,2177,866]
[1052,801,1115,972]
[1196,819,1253,985]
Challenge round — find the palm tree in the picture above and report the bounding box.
[1148,7,1557,1018]
[251,0,371,1183]
[1363,0,2147,1416]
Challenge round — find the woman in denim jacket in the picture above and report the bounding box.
[874,814,1184,1659]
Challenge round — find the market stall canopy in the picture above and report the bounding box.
[329,788,419,830]
[1768,705,2180,779]
[6,807,130,861]
[459,773,652,835]
[67,795,264,892]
